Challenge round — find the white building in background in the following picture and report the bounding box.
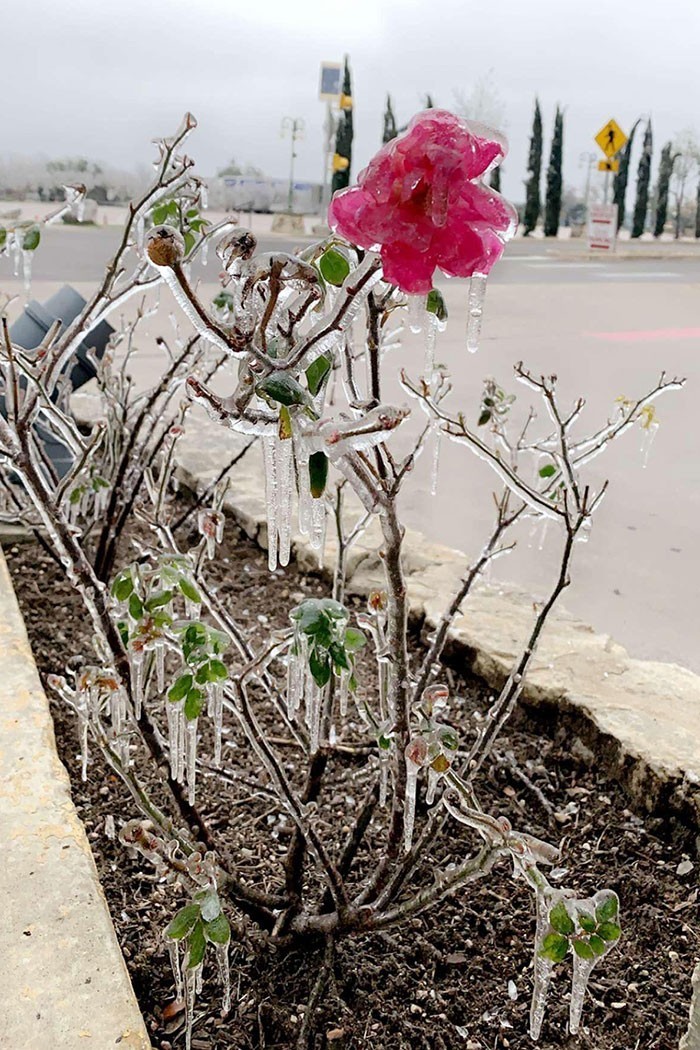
[211,176,323,214]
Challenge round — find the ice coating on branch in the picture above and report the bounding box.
[262,432,294,570]
[215,942,231,1015]
[328,109,516,295]
[529,887,560,1040]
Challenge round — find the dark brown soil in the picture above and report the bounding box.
[5,515,698,1050]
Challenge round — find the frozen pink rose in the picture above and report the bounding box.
[328,109,517,295]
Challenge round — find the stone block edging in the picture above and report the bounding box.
[0,549,151,1049]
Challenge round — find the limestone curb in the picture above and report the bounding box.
[0,549,151,1049]
[173,414,700,826]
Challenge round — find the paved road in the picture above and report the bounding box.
[2,226,699,672]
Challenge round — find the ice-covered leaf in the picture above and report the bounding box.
[595,895,618,924]
[426,288,448,322]
[195,889,221,922]
[186,920,206,968]
[128,593,144,620]
[145,590,173,611]
[112,573,134,602]
[309,647,331,688]
[306,353,332,396]
[539,932,569,962]
[179,577,202,604]
[589,934,607,956]
[184,688,205,720]
[165,904,200,941]
[319,247,350,286]
[309,450,329,498]
[258,371,309,407]
[539,464,556,478]
[596,921,621,942]
[169,673,193,703]
[578,911,597,934]
[344,627,367,653]
[204,914,230,945]
[549,900,575,936]
[22,224,41,251]
[572,938,595,960]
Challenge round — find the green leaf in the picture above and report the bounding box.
[213,290,235,311]
[589,934,608,956]
[478,409,492,427]
[208,658,228,681]
[278,404,293,440]
[186,920,206,968]
[309,647,331,688]
[539,464,556,478]
[128,593,144,620]
[91,475,109,490]
[597,921,621,942]
[378,734,392,751]
[209,628,230,654]
[308,451,329,498]
[145,590,173,611]
[117,620,129,647]
[426,288,448,322]
[549,900,575,937]
[165,903,200,941]
[539,932,569,963]
[204,913,231,945]
[153,611,173,629]
[69,486,84,505]
[179,577,202,604]
[151,202,171,225]
[22,224,41,251]
[183,230,196,256]
[168,673,193,703]
[184,622,208,647]
[0,227,6,249]
[595,895,619,924]
[578,911,597,934]
[343,627,367,653]
[112,573,134,602]
[257,371,309,407]
[306,353,332,396]
[318,247,350,286]
[438,726,459,751]
[184,688,205,720]
[329,641,350,671]
[572,938,596,960]
[195,889,221,922]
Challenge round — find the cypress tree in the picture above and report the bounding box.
[523,99,543,235]
[544,106,564,237]
[490,166,501,192]
[695,179,700,239]
[613,118,641,230]
[382,94,397,144]
[653,142,677,237]
[425,94,435,109]
[631,120,652,238]
[331,57,353,195]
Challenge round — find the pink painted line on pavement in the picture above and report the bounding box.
[590,327,700,342]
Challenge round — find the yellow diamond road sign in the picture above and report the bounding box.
[595,119,628,158]
[598,158,620,173]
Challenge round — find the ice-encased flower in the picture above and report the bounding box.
[328,109,517,294]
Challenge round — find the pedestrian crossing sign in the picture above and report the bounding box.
[598,158,620,172]
[595,119,628,158]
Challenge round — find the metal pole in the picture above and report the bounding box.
[281,117,305,215]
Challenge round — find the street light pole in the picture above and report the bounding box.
[579,152,596,216]
[281,117,305,214]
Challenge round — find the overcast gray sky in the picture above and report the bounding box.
[3,0,699,201]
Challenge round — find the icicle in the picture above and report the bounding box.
[184,962,201,1050]
[276,433,294,568]
[168,938,184,1001]
[429,425,441,497]
[379,753,389,808]
[466,272,488,353]
[78,708,89,782]
[186,718,198,806]
[131,653,144,719]
[339,668,350,718]
[403,754,420,852]
[286,643,303,718]
[200,183,208,210]
[21,250,33,301]
[529,890,556,1040]
[155,643,166,693]
[215,942,231,1016]
[211,684,224,766]
[569,953,595,1035]
[426,764,440,806]
[307,678,322,753]
[407,294,426,334]
[310,493,326,552]
[201,238,209,267]
[424,310,438,378]
[640,421,659,468]
[262,434,279,571]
